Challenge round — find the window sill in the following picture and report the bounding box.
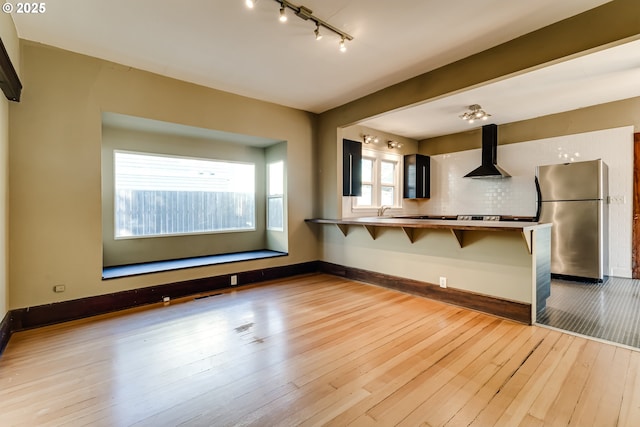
[102,250,287,280]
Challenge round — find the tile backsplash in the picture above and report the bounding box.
[422,126,634,277]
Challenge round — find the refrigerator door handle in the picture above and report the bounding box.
[534,176,542,222]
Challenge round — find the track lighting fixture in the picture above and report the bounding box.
[339,37,347,52]
[363,134,379,144]
[387,141,403,149]
[460,104,491,124]
[246,0,354,52]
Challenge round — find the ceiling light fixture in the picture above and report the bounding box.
[460,104,491,124]
[247,0,353,50]
[279,5,287,22]
[363,134,379,144]
[387,141,403,149]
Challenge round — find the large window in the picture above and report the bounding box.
[114,151,255,238]
[355,149,402,208]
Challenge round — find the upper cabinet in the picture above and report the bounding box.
[0,38,22,102]
[342,139,362,196]
[404,154,430,199]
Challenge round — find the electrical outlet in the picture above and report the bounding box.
[230,275,238,286]
[439,277,447,288]
[609,195,626,204]
[163,296,170,303]
[53,284,65,293]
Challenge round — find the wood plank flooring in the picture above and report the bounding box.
[1,273,639,426]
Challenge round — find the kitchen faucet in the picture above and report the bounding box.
[377,206,391,216]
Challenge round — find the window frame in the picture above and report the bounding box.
[267,160,285,231]
[113,149,257,240]
[352,148,402,212]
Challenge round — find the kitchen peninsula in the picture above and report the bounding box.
[307,217,552,324]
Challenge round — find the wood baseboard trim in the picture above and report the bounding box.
[318,261,531,324]
[0,311,10,354]
[2,259,530,357]
[8,261,320,333]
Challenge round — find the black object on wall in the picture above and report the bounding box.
[0,37,21,102]
[342,139,362,196]
[404,154,430,199]
[463,124,510,178]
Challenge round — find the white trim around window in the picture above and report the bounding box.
[351,148,402,214]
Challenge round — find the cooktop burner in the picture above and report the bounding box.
[455,215,537,222]
[457,215,501,221]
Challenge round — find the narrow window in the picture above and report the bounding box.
[356,157,374,207]
[380,160,396,206]
[267,161,284,231]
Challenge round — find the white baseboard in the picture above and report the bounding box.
[610,268,632,278]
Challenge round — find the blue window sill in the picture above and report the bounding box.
[102,250,287,280]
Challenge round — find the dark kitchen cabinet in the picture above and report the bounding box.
[342,139,362,196]
[404,154,430,199]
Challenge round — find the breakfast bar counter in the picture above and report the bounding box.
[305,217,549,253]
[306,217,552,324]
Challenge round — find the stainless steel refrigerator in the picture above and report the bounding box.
[536,159,608,282]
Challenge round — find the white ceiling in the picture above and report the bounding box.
[12,0,638,140]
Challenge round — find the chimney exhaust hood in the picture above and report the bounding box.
[464,124,511,178]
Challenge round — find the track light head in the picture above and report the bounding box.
[279,5,287,22]
[314,24,322,40]
[245,0,257,8]
[339,37,346,52]
[363,134,379,144]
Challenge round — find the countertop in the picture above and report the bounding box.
[305,217,551,233]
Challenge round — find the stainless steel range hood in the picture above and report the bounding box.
[464,124,511,178]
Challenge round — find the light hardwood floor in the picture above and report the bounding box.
[1,273,639,426]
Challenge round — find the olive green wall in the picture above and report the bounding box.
[340,124,418,154]
[320,224,536,304]
[0,88,7,321]
[8,41,316,309]
[0,14,19,320]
